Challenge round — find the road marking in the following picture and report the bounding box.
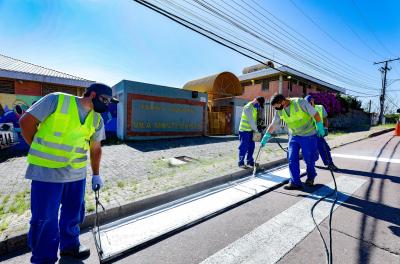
[94,166,305,262]
[332,153,400,164]
[200,176,366,264]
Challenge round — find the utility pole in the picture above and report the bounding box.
[374,57,400,124]
[368,100,371,114]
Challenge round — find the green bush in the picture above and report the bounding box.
[336,94,362,112]
[384,114,400,123]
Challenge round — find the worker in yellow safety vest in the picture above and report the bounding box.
[305,95,338,171]
[19,83,118,263]
[238,96,265,168]
[261,94,325,190]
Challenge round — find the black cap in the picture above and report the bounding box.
[256,96,265,108]
[86,83,119,103]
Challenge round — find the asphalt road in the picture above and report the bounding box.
[1,132,399,264]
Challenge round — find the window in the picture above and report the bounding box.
[42,84,77,96]
[262,79,269,91]
[0,80,15,94]
[288,81,292,92]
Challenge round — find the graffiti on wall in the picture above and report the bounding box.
[101,102,117,138]
[0,93,118,151]
[0,93,42,150]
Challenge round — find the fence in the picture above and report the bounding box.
[262,100,287,134]
[208,105,233,135]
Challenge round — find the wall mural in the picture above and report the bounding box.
[0,93,117,152]
[101,102,117,138]
[0,93,42,151]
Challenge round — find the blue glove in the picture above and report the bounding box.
[316,122,325,137]
[261,132,271,147]
[92,175,104,191]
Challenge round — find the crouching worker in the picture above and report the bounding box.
[305,95,338,171]
[19,83,118,263]
[260,94,325,190]
[238,96,265,169]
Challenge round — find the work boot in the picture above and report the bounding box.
[60,245,90,259]
[238,163,247,169]
[247,162,259,168]
[327,163,339,171]
[305,179,314,187]
[283,183,304,191]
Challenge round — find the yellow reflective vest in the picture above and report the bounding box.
[277,98,315,136]
[239,102,257,132]
[27,93,101,169]
[314,104,324,123]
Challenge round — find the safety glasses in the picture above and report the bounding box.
[99,95,112,105]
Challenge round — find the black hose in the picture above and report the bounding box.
[310,136,338,264]
[276,140,288,153]
[328,167,338,264]
[274,134,337,264]
[94,187,105,257]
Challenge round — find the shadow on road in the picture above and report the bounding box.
[356,136,399,264]
[388,226,400,237]
[335,168,400,184]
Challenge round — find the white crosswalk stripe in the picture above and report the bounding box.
[200,176,366,264]
[332,153,400,163]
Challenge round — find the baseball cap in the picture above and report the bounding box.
[86,83,119,103]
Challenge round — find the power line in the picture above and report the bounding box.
[289,0,371,62]
[350,0,395,58]
[226,0,377,84]
[159,1,376,94]
[191,0,380,90]
[330,0,386,59]
[245,0,377,81]
[133,0,380,96]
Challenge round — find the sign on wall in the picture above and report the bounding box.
[127,94,205,137]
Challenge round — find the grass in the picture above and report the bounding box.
[2,194,10,205]
[374,123,396,129]
[0,220,9,233]
[131,179,138,192]
[0,194,11,216]
[8,191,30,215]
[117,181,125,188]
[86,201,95,213]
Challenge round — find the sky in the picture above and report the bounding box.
[0,0,399,112]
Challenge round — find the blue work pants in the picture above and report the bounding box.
[288,135,318,186]
[317,136,333,165]
[238,131,255,166]
[28,179,86,264]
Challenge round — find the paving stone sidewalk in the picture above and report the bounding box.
[0,126,394,244]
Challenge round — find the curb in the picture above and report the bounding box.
[368,128,394,138]
[0,158,289,256]
[327,128,395,151]
[0,128,395,256]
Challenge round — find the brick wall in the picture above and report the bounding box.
[238,80,282,101]
[239,79,306,101]
[14,80,41,96]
